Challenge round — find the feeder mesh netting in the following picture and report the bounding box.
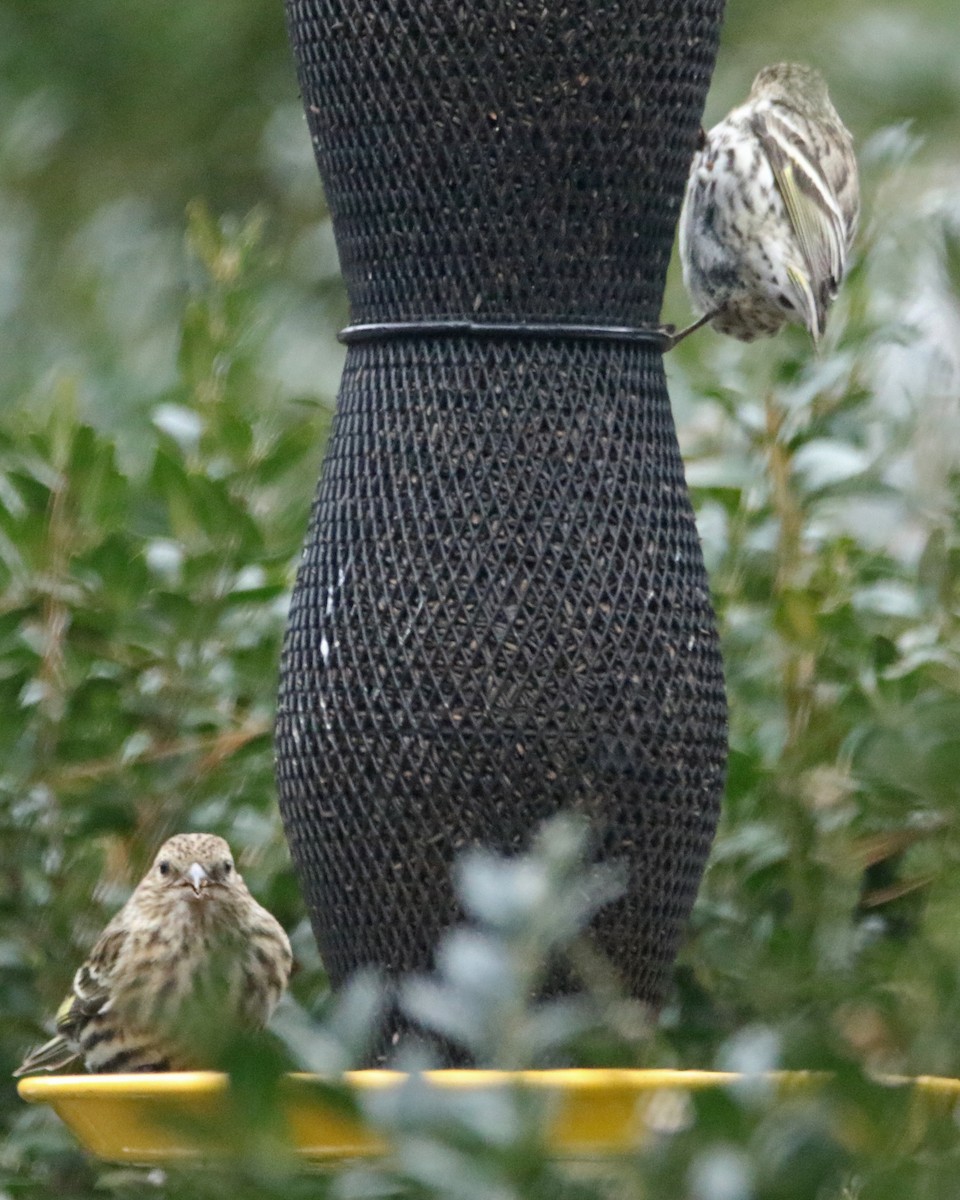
[277,0,727,1038]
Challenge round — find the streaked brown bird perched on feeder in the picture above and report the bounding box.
[673,62,859,347]
[15,833,292,1075]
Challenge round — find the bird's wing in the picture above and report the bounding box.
[751,106,850,337]
[14,929,126,1077]
[56,926,126,1035]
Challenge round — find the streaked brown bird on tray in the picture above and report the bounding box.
[15,833,293,1075]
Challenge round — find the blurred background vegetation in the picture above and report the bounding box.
[3,1,960,1197]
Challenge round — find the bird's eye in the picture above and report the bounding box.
[222,861,232,875]
[158,861,171,876]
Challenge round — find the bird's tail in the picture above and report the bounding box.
[13,1034,79,1077]
[786,263,827,344]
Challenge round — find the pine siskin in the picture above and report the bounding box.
[675,62,859,346]
[15,833,293,1075]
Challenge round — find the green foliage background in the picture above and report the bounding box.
[3,1,960,1196]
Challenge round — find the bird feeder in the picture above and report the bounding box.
[275,0,729,1057]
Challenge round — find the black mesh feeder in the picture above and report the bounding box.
[276,0,728,1057]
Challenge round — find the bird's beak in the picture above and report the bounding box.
[185,862,210,896]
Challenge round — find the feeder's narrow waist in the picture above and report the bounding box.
[338,319,674,351]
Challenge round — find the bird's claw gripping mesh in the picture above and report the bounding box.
[277,0,728,1057]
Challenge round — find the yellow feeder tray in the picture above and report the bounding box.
[17,1069,960,1165]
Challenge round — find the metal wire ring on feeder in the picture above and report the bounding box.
[338,320,676,352]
